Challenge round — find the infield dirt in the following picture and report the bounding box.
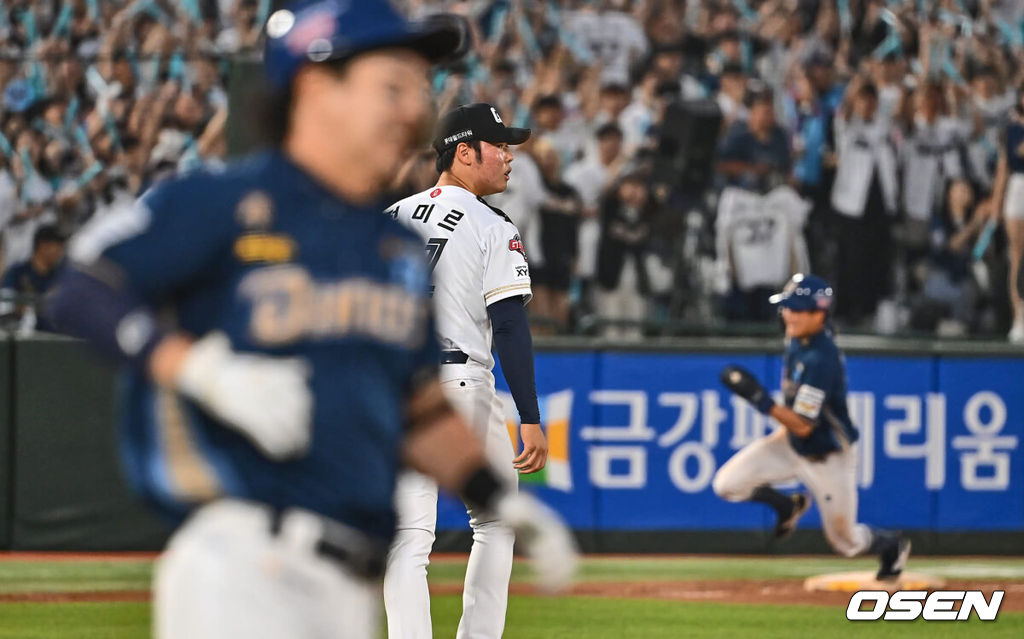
[10,580,1014,610]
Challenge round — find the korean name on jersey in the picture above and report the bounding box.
[386,186,531,371]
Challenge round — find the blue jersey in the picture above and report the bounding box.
[1005,119,1024,174]
[1,259,64,296]
[781,330,858,458]
[1,260,64,331]
[76,151,438,540]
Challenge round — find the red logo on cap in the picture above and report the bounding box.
[430,188,441,198]
[285,11,337,55]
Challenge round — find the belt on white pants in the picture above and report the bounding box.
[191,499,389,581]
[267,505,389,580]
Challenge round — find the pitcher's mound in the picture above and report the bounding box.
[804,571,945,592]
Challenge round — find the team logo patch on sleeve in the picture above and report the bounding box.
[509,234,527,260]
[793,384,826,420]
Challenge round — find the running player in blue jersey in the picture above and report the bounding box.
[48,2,576,638]
[716,274,911,581]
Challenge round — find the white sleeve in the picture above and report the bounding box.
[482,223,533,306]
[714,190,735,293]
[943,132,964,180]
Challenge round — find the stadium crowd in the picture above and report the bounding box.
[3,0,1024,341]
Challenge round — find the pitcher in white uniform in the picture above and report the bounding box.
[715,274,911,581]
[384,103,552,639]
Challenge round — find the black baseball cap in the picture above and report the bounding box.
[432,103,531,156]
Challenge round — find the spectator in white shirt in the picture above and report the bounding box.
[565,122,625,284]
[565,0,649,81]
[618,67,659,155]
[963,66,1014,192]
[830,80,899,325]
[716,61,749,127]
[900,82,964,270]
[531,94,585,170]
[871,53,908,127]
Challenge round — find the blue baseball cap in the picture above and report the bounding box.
[769,273,834,312]
[263,0,465,92]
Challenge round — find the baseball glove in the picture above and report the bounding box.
[720,364,775,415]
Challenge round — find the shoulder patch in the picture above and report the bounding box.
[793,384,826,420]
[508,234,527,261]
[430,188,442,198]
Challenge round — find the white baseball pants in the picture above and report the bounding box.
[712,428,873,557]
[384,364,518,639]
[154,499,381,639]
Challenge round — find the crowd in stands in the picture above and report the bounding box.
[4,0,1024,341]
[0,0,243,331]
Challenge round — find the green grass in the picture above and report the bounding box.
[0,603,149,639]
[1,556,1022,638]
[427,555,1024,585]
[0,560,152,594]
[0,596,1018,639]
[436,595,1024,639]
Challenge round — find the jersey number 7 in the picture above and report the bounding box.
[425,237,448,271]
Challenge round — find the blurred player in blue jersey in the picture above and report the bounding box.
[48,2,576,638]
[715,274,911,581]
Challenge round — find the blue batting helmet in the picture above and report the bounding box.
[263,0,465,92]
[769,273,834,312]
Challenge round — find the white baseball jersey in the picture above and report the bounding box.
[715,185,810,291]
[385,183,526,638]
[387,185,531,372]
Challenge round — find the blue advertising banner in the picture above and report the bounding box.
[436,352,1024,534]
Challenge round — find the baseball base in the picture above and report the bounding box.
[803,571,946,592]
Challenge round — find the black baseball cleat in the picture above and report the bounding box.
[876,537,912,581]
[773,493,811,540]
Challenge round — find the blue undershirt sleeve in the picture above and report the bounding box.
[47,261,165,371]
[487,295,540,424]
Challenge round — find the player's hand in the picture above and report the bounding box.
[514,423,547,474]
[720,365,775,415]
[494,492,578,593]
[176,332,313,460]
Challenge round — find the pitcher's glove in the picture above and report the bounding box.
[720,365,775,415]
